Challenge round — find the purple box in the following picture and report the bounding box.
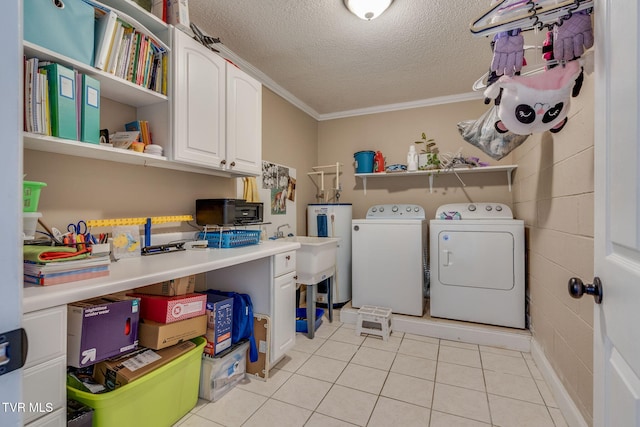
[204,294,233,356]
[67,295,140,368]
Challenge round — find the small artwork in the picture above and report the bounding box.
[262,162,277,189]
[271,188,287,215]
[287,177,296,202]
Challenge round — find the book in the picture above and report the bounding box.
[24,267,110,286]
[106,21,125,75]
[124,120,142,142]
[93,9,119,71]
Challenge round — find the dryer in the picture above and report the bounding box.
[429,203,525,329]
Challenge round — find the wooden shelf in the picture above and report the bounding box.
[355,165,518,194]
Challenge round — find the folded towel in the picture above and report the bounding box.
[24,245,90,263]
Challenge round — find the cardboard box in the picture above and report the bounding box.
[134,275,195,296]
[203,294,233,356]
[167,0,190,33]
[93,340,196,391]
[67,295,140,368]
[138,314,207,350]
[129,292,207,324]
[199,341,248,401]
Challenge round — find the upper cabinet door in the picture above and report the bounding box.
[226,63,262,176]
[172,28,226,168]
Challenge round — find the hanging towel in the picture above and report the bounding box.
[243,177,260,203]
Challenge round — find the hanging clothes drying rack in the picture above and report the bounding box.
[308,162,343,203]
[470,0,594,37]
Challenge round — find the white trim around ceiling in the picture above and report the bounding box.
[215,42,486,122]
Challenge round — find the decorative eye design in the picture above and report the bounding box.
[542,103,564,123]
[515,104,536,124]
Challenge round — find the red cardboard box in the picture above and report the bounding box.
[129,293,207,324]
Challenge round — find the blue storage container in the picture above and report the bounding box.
[24,0,95,66]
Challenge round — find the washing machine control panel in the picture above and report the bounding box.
[366,204,425,219]
[435,203,513,219]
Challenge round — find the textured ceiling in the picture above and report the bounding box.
[187,1,496,117]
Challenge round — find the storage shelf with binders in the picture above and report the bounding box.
[22,0,171,172]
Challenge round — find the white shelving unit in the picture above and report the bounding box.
[355,165,518,194]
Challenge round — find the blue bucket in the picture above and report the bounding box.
[354,151,375,173]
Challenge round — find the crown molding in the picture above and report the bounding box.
[214,43,485,122]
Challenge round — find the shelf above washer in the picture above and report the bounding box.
[355,165,518,195]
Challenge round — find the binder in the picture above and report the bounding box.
[42,64,77,140]
[81,74,101,144]
[94,9,118,70]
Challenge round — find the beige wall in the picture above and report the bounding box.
[512,74,595,425]
[318,101,516,220]
[262,88,318,235]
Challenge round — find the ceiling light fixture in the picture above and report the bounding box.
[344,0,394,21]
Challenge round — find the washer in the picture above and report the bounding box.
[429,203,525,328]
[352,204,427,316]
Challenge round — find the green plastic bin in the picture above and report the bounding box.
[67,337,205,427]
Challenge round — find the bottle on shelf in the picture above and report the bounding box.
[407,145,418,171]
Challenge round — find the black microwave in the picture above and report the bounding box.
[195,199,263,226]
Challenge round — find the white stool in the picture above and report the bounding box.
[356,305,392,341]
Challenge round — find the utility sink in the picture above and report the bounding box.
[286,236,339,284]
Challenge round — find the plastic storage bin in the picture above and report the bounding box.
[296,308,324,333]
[23,181,46,212]
[199,341,249,401]
[198,230,261,248]
[354,150,375,173]
[67,337,205,427]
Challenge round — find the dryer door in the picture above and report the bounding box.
[437,230,514,290]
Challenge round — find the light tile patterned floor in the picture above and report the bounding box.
[174,314,567,427]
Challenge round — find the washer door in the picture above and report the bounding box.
[437,230,514,290]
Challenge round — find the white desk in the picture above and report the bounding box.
[21,240,300,426]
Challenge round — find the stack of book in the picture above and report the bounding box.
[93,6,167,95]
[24,256,110,286]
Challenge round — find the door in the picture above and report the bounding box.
[1,0,25,425]
[271,272,296,363]
[172,28,226,168]
[593,0,640,425]
[225,63,262,175]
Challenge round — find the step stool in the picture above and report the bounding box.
[356,305,392,341]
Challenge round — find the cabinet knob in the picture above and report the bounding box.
[285,255,290,260]
[568,277,603,304]
[230,161,236,167]
[220,159,227,165]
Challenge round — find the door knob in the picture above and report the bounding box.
[568,277,603,304]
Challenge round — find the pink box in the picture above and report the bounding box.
[129,293,207,324]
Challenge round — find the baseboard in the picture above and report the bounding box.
[340,306,531,352]
[530,339,589,427]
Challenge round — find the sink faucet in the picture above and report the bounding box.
[275,224,290,239]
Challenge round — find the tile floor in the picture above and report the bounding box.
[174,314,567,427]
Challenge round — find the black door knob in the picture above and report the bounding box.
[568,277,603,304]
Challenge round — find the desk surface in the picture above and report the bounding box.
[23,241,300,313]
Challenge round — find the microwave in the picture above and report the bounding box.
[195,199,263,226]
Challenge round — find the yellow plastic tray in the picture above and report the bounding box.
[67,337,205,427]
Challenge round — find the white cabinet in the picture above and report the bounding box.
[204,250,297,366]
[225,64,262,175]
[22,306,66,425]
[271,251,297,362]
[171,27,262,176]
[171,27,226,169]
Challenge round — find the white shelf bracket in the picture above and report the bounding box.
[429,174,434,194]
[507,169,513,192]
[362,177,368,195]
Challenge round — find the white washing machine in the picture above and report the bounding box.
[352,204,427,316]
[430,202,525,329]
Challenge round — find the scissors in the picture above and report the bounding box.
[67,220,89,249]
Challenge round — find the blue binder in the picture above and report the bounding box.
[24,0,95,66]
[81,74,100,144]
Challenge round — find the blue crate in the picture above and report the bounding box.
[198,230,261,248]
[296,308,324,333]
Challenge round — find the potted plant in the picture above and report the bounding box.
[414,132,440,170]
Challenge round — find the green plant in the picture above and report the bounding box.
[414,132,440,169]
